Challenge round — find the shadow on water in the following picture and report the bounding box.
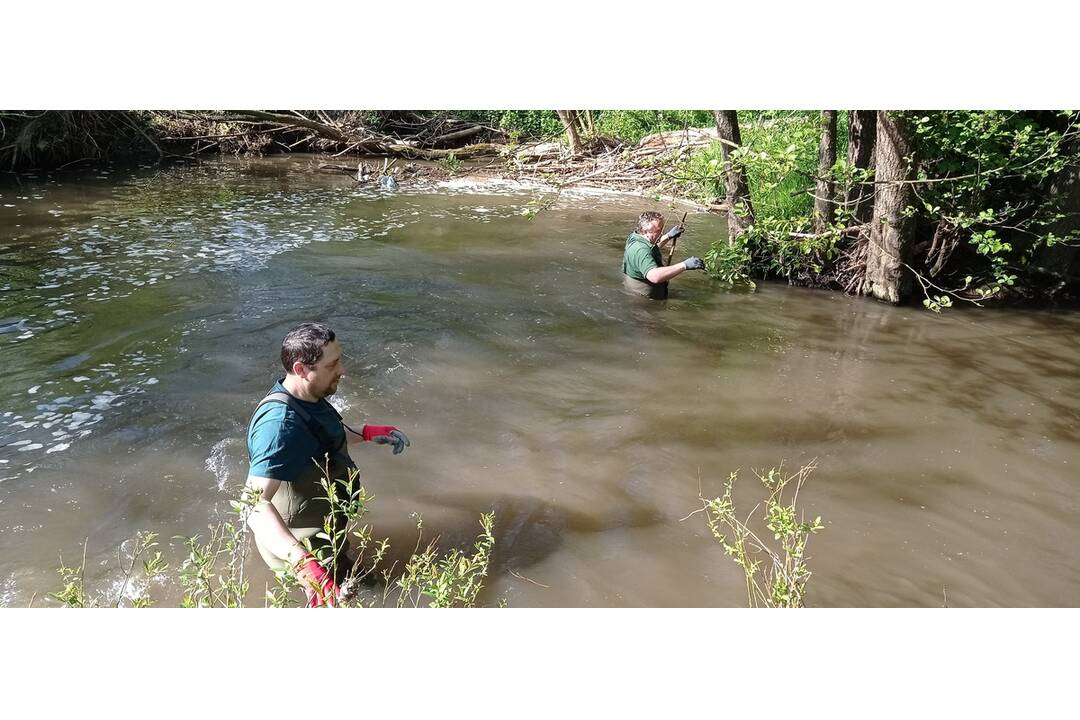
[344,489,667,606]
[421,491,664,571]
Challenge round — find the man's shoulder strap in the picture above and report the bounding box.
[251,391,339,451]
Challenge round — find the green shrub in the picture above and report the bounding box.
[593,110,714,144]
[692,461,824,608]
[50,465,498,609]
[458,110,565,138]
[908,110,1080,297]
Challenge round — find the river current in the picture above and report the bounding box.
[0,155,1076,607]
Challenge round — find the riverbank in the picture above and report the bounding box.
[315,151,713,213]
[5,110,1077,306]
[0,111,717,208]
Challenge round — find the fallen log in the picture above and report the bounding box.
[428,125,487,145]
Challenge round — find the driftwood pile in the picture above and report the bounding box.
[151,110,506,160]
[151,111,724,206]
[495,127,725,207]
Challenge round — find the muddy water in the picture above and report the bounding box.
[0,155,1077,607]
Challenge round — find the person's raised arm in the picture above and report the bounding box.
[658,225,684,265]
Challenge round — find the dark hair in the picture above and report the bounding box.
[281,322,336,373]
[636,211,664,233]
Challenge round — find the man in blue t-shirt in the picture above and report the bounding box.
[245,322,410,606]
[622,211,706,299]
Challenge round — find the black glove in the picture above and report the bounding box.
[662,225,684,242]
[683,256,705,271]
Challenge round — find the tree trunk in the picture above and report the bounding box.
[557,110,583,155]
[845,110,877,224]
[862,111,916,303]
[814,110,838,233]
[713,110,754,241]
[575,110,592,136]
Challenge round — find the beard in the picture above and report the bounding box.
[309,377,340,400]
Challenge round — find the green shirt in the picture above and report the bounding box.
[622,232,664,282]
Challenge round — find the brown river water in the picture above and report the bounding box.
[0,155,1077,607]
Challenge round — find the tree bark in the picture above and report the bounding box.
[862,111,916,303]
[557,110,584,155]
[814,110,838,233]
[713,110,754,241]
[845,110,877,224]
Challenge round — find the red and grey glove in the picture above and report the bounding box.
[293,553,339,608]
[360,424,411,455]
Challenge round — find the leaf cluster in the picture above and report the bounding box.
[698,461,824,608]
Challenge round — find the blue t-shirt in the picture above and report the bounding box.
[247,380,349,482]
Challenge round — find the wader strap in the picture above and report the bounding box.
[252,391,341,456]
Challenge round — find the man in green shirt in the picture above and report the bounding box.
[622,211,705,299]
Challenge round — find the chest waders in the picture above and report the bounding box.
[622,274,669,300]
[250,391,358,576]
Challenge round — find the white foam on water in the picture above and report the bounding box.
[205,437,241,492]
[437,177,551,194]
[27,386,40,395]
[106,572,154,606]
[0,574,16,607]
[46,443,70,454]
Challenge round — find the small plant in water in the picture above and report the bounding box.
[692,460,824,608]
[390,512,496,608]
[438,152,463,176]
[52,531,170,608]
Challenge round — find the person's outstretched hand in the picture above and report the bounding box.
[361,424,411,455]
[683,256,705,271]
